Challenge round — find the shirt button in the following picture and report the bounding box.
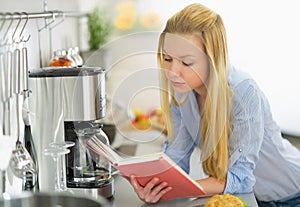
[239,148,242,152]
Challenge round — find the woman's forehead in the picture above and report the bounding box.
[163,33,205,58]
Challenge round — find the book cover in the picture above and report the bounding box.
[86,136,206,200]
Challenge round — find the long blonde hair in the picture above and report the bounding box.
[157,3,231,181]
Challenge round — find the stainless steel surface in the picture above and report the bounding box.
[10,143,36,176]
[29,67,106,121]
[28,66,108,192]
[70,177,115,200]
[0,11,88,20]
[22,47,29,92]
[0,53,6,102]
[0,53,7,135]
[0,191,109,207]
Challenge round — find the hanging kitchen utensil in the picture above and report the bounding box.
[0,53,7,135]
[13,47,21,142]
[18,15,38,190]
[5,48,14,187]
[9,141,37,191]
[37,11,56,67]
[5,50,13,136]
[21,44,39,191]
[0,50,11,136]
[11,41,37,191]
[0,15,15,135]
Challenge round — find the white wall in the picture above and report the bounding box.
[204,0,300,136]
[96,0,300,136]
[149,0,300,136]
[206,0,300,136]
[2,0,299,136]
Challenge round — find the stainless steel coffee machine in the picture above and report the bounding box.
[28,66,114,198]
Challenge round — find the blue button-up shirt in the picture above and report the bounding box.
[163,66,300,201]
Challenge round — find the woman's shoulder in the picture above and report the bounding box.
[228,65,267,110]
[228,65,260,93]
[228,66,253,87]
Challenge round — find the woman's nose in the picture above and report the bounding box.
[168,60,180,75]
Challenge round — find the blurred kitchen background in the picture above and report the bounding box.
[1,0,300,200]
[1,0,299,179]
[2,0,299,136]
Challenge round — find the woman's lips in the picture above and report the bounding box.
[171,81,185,87]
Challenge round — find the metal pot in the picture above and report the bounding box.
[0,191,109,207]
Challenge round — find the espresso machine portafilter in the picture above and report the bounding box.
[28,66,114,198]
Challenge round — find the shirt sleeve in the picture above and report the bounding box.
[163,102,196,174]
[224,79,265,194]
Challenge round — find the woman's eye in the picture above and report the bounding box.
[182,62,193,66]
[164,57,172,62]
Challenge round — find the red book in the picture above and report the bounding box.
[87,136,206,200]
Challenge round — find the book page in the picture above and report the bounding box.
[86,136,163,165]
[86,136,124,164]
[117,152,163,165]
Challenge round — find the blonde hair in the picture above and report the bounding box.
[157,3,232,181]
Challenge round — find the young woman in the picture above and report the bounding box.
[130,3,300,206]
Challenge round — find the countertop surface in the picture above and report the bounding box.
[108,175,258,207]
[106,131,258,207]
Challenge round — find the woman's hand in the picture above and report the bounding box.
[130,175,173,203]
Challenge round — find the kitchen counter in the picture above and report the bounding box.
[107,131,258,206]
[108,175,258,207]
[0,176,258,207]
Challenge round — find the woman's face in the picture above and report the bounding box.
[162,33,209,94]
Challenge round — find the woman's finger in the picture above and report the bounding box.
[130,176,173,203]
[130,175,142,191]
[143,177,160,192]
[130,175,154,200]
[145,182,173,203]
[150,181,168,195]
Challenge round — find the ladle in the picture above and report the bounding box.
[10,142,37,175]
[9,141,37,190]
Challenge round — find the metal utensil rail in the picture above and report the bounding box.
[0,11,87,20]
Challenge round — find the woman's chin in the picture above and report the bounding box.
[173,87,191,94]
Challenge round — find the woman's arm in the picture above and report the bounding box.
[129,175,226,203]
[224,79,264,194]
[196,177,225,195]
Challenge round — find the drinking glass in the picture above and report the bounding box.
[44,141,74,192]
[49,141,75,149]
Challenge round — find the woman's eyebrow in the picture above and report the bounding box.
[162,49,168,54]
[162,49,195,59]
